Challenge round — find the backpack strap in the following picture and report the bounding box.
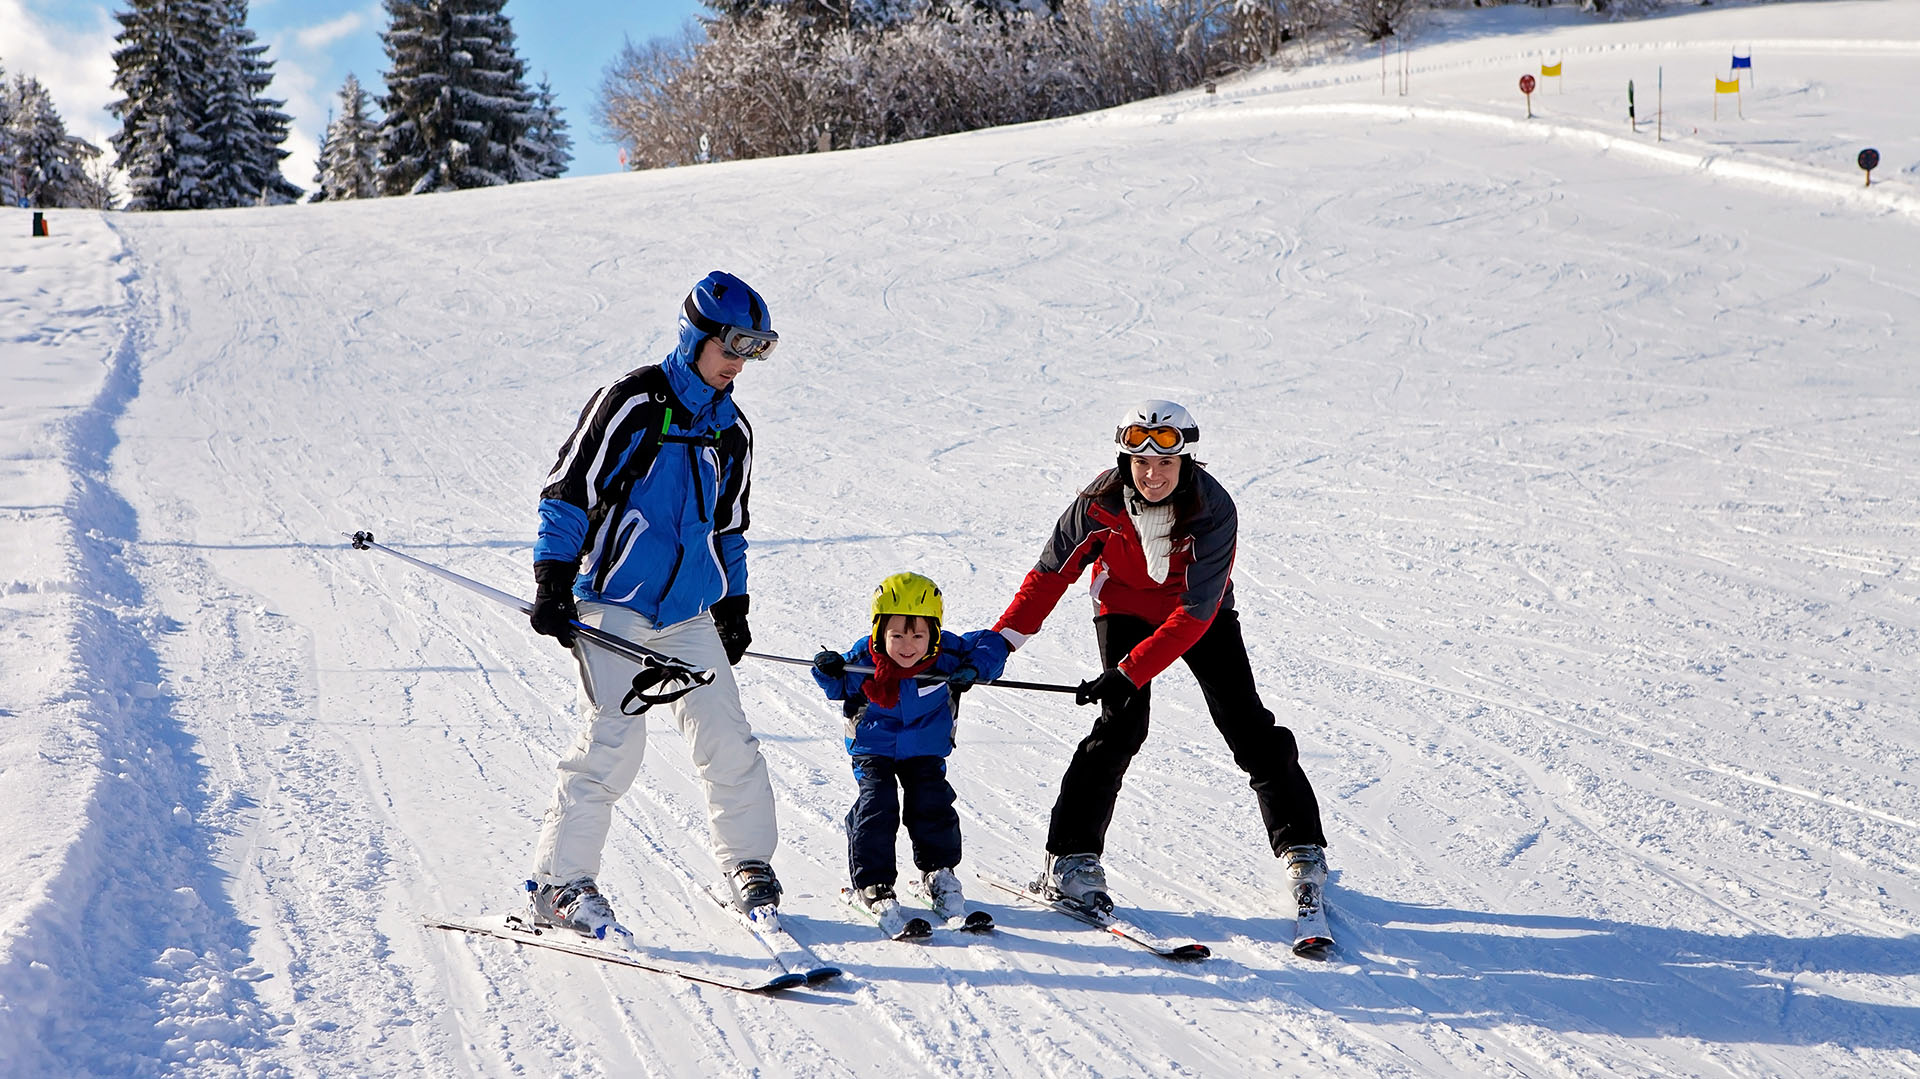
[586,367,677,591]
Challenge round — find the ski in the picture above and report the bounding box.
[1291,882,1335,958]
[426,913,807,993]
[706,887,845,983]
[839,888,934,941]
[977,871,1211,960]
[903,878,995,933]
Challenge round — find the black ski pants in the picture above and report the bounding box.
[1046,608,1328,859]
[846,754,962,889]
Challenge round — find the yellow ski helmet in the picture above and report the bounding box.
[870,572,943,644]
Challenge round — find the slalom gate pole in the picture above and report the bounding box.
[346,531,715,694]
[742,650,1080,695]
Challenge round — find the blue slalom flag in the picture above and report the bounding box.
[1731,53,1752,70]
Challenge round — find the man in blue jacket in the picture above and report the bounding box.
[524,271,781,939]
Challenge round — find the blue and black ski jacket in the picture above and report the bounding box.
[534,351,750,628]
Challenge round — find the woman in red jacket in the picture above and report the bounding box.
[993,401,1329,915]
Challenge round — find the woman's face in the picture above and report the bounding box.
[1130,454,1182,503]
[880,615,931,666]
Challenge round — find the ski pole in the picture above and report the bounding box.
[743,650,1079,695]
[346,531,715,704]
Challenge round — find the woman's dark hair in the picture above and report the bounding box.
[1083,454,1208,536]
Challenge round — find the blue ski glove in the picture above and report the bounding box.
[530,560,580,649]
[1075,668,1137,708]
[812,649,847,678]
[947,665,979,693]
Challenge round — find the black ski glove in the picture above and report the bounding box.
[530,560,580,649]
[711,593,751,666]
[1076,668,1137,708]
[947,665,980,693]
[812,649,846,678]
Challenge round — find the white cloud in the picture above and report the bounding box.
[271,5,385,195]
[0,0,122,155]
[294,12,364,53]
[266,45,326,192]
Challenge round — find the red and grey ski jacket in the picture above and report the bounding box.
[993,466,1238,685]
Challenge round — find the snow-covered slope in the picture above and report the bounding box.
[3,3,1917,1076]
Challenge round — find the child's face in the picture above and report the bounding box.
[880,615,932,666]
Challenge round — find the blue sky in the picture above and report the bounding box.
[0,0,709,187]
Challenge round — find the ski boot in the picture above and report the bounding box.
[1041,852,1113,915]
[526,876,626,941]
[1284,844,1327,894]
[1284,845,1334,956]
[922,867,967,923]
[847,883,932,940]
[728,859,783,912]
[855,882,899,913]
[921,867,993,931]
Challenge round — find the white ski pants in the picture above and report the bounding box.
[531,601,778,886]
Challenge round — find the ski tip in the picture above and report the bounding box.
[803,965,844,984]
[761,971,810,991]
[1169,943,1212,960]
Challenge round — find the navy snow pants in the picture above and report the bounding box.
[846,755,961,889]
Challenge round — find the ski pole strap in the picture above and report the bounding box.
[738,649,1078,694]
[619,657,713,715]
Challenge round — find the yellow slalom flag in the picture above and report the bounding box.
[1715,77,1741,94]
[1541,62,1563,77]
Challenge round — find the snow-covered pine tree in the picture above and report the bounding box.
[0,62,18,208]
[520,76,570,180]
[111,0,221,210]
[378,0,534,195]
[316,73,383,200]
[310,114,333,202]
[6,74,108,208]
[196,1,264,207]
[228,0,302,203]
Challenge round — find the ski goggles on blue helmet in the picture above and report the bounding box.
[683,295,779,361]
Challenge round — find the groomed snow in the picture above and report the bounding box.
[2,2,1916,1076]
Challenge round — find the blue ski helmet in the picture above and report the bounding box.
[675,271,776,364]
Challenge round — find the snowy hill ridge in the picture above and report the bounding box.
[3,3,1919,1076]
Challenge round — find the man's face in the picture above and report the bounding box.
[694,337,746,390]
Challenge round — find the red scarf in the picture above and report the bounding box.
[862,641,937,709]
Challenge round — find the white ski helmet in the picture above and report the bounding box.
[1114,400,1199,457]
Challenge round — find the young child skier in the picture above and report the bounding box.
[812,572,1010,935]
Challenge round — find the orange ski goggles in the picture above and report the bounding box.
[1116,423,1197,454]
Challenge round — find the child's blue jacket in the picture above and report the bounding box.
[813,629,1010,759]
